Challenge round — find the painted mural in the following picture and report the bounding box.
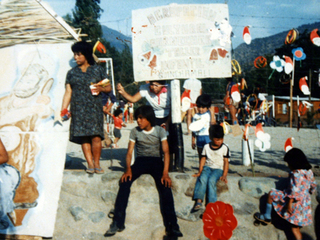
[0,43,73,237]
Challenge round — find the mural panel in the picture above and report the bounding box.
[0,43,73,237]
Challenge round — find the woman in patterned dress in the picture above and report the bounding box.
[254,148,317,240]
[61,41,111,174]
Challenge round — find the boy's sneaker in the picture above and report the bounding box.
[104,221,125,237]
[191,202,202,213]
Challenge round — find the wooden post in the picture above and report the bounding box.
[170,79,184,172]
[290,58,295,128]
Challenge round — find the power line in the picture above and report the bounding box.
[230,14,320,21]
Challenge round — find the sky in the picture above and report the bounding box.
[43,0,320,48]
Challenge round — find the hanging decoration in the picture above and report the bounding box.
[310,29,320,47]
[254,56,267,69]
[269,55,285,79]
[283,56,293,74]
[279,72,291,84]
[243,26,251,45]
[230,84,241,103]
[93,40,107,54]
[285,28,298,45]
[202,201,238,240]
[299,76,310,95]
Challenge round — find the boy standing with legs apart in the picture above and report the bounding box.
[105,105,182,238]
[191,124,230,212]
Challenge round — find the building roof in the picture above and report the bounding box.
[0,0,82,48]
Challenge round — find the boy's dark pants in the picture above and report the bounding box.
[113,157,179,231]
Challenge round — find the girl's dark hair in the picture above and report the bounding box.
[284,148,311,170]
[71,41,95,65]
[209,124,224,139]
[134,105,156,126]
[196,94,211,108]
[113,109,123,117]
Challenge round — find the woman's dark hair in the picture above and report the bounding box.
[284,148,311,170]
[209,124,224,139]
[113,109,123,117]
[196,94,211,108]
[134,105,156,126]
[71,41,95,65]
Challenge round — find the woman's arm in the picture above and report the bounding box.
[121,140,135,182]
[0,138,8,164]
[117,83,142,103]
[61,84,72,110]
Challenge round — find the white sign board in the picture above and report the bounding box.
[132,4,232,82]
[0,43,73,237]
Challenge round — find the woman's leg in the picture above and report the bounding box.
[81,137,94,169]
[91,136,102,169]
[291,226,302,240]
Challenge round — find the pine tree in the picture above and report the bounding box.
[71,0,103,42]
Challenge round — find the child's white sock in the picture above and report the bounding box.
[264,203,272,220]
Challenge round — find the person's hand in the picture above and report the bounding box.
[192,172,201,177]
[220,176,228,183]
[117,83,125,95]
[121,168,132,182]
[161,174,172,187]
[192,142,196,149]
[92,84,104,94]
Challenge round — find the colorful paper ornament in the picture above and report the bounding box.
[283,56,293,74]
[299,76,310,95]
[270,56,285,72]
[310,29,320,47]
[231,59,241,76]
[93,41,107,54]
[230,84,241,103]
[243,26,251,45]
[254,56,267,69]
[292,47,306,61]
[254,123,271,152]
[285,29,298,45]
[284,137,293,152]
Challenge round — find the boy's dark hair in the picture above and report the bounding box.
[113,109,123,117]
[209,124,224,139]
[134,105,156,126]
[71,41,95,65]
[196,94,211,108]
[284,148,311,170]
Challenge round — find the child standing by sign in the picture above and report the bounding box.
[105,105,182,238]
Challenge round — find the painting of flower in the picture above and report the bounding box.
[202,201,238,240]
[292,47,306,61]
[269,55,285,72]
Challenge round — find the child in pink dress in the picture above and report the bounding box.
[254,148,316,240]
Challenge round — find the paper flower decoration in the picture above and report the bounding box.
[254,56,267,68]
[292,47,306,61]
[254,123,271,152]
[270,55,285,72]
[203,201,238,240]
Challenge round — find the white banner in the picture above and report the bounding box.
[0,43,73,237]
[132,4,232,82]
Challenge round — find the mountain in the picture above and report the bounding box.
[233,22,320,72]
[101,25,132,52]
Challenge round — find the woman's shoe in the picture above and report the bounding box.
[86,168,94,174]
[95,168,104,174]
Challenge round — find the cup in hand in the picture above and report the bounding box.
[90,85,98,95]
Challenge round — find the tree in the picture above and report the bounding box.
[71,0,103,43]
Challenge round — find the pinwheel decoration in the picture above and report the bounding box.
[202,201,238,240]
